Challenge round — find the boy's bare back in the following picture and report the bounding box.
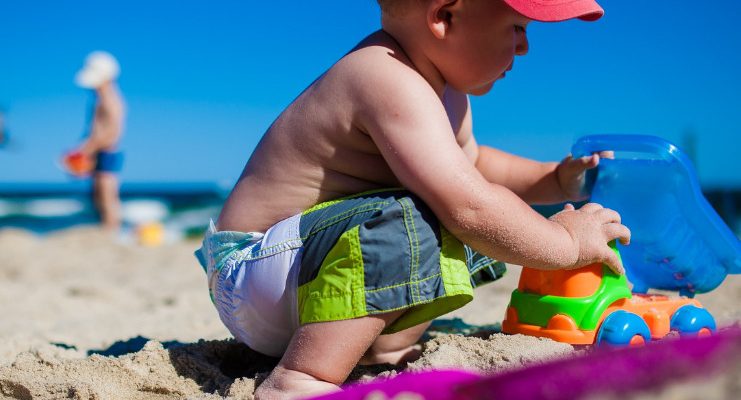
[218,31,473,234]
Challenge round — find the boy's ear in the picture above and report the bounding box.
[427,0,459,40]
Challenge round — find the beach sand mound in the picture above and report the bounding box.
[0,339,274,400]
[0,335,575,400]
[408,333,574,372]
[1,341,207,400]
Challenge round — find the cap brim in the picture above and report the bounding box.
[74,69,106,89]
[504,0,604,22]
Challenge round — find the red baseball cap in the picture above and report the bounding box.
[502,0,604,22]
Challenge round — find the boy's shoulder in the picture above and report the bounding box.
[324,31,468,134]
[330,32,439,102]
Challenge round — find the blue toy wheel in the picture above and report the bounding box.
[670,305,716,337]
[595,310,651,346]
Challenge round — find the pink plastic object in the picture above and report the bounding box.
[457,327,741,399]
[309,370,480,400]
[308,328,741,400]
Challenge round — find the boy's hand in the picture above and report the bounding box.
[549,202,630,274]
[556,151,613,201]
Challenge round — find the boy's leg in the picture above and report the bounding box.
[93,172,121,231]
[255,191,501,398]
[256,309,406,400]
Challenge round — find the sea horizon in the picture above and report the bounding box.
[0,180,227,236]
[1,180,739,237]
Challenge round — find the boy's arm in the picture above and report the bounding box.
[475,145,613,204]
[451,100,565,204]
[350,56,625,271]
[474,145,565,205]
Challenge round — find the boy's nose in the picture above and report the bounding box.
[515,32,529,56]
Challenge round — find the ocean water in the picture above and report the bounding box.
[0,182,226,238]
[2,182,739,240]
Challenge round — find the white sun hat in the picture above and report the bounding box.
[74,51,120,89]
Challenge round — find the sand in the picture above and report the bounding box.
[0,227,738,399]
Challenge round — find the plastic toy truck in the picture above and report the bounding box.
[502,243,716,346]
[502,135,740,346]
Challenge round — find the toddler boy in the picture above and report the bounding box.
[196,0,629,398]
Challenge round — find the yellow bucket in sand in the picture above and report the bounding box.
[137,222,164,247]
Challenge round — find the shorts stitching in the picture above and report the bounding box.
[365,272,442,293]
[244,238,303,260]
[366,293,448,314]
[306,201,389,236]
[399,198,420,303]
[407,198,422,303]
[302,202,389,239]
[305,292,362,299]
[253,239,300,254]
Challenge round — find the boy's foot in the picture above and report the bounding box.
[358,343,423,366]
[255,366,339,400]
[359,321,430,366]
[256,311,420,399]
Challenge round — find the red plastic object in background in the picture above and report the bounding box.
[62,151,94,177]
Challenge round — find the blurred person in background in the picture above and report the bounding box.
[68,51,126,232]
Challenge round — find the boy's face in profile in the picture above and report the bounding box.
[437,0,531,95]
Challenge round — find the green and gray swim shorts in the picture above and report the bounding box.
[195,189,505,356]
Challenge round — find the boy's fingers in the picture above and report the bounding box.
[576,155,597,170]
[598,150,614,159]
[596,208,622,224]
[560,155,575,169]
[604,223,631,245]
[563,203,575,211]
[579,202,603,213]
[603,249,625,275]
[588,154,600,167]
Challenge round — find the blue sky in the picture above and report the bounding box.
[1,0,740,188]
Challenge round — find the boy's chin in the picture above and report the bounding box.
[468,81,495,96]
